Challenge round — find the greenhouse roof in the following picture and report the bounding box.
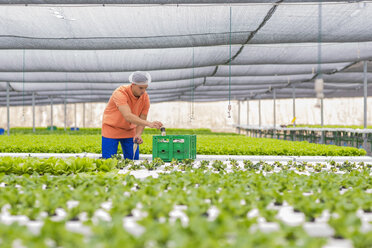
[0,0,371,106]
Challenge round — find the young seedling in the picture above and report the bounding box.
[228,158,239,167]
[262,163,274,172]
[339,161,355,172]
[295,163,306,172]
[182,159,194,166]
[316,163,326,169]
[273,161,282,167]
[124,158,134,165]
[110,154,123,160]
[152,158,165,167]
[141,159,156,171]
[116,158,135,169]
[179,159,194,171]
[128,163,141,170]
[243,159,253,168]
[199,160,210,170]
[211,160,226,171]
[170,158,179,166]
[313,164,322,172]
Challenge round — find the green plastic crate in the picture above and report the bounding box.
[46,126,57,131]
[152,135,196,162]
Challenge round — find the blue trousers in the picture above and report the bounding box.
[102,136,139,160]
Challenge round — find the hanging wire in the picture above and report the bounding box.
[64,75,68,132]
[317,0,322,78]
[227,5,232,118]
[315,0,324,107]
[189,49,192,122]
[22,49,26,122]
[189,47,195,122]
[192,47,195,120]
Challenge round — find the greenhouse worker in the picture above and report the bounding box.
[101,71,163,159]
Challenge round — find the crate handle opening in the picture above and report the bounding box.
[173,139,184,143]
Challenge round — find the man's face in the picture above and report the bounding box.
[131,83,148,97]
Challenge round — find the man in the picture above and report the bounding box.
[101,71,163,159]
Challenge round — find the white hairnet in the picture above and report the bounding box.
[129,71,151,85]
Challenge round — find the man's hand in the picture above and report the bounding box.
[118,105,163,130]
[133,135,143,144]
[148,121,163,129]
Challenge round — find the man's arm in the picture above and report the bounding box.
[136,114,147,136]
[118,105,162,129]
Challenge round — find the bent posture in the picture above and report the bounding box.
[102,71,163,159]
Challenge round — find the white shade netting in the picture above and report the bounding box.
[0,1,371,106]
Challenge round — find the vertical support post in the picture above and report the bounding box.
[237,100,241,134]
[258,98,262,138]
[292,84,296,127]
[258,98,262,127]
[363,61,368,150]
[318,0,324,144]
[246,99,250,136]
[321,98,324,144]
[273,89,277,138]
[32,92,35,133]
[50,97,53,132]
[64,99,67,132]
[90,102,93,128]
[74,103,77,131]
[246,99,249,126]
[6,82,10,136]
[83,103,86,128]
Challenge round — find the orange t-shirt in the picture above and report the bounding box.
[102,85,150,139]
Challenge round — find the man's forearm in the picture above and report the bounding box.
[136,114,147,135]
[136,125,145,136]
[125,113,150,127]
[118,105,161,130]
